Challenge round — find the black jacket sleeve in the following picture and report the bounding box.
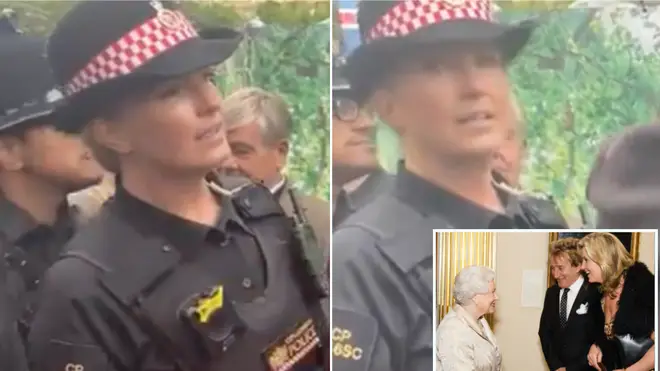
[616,262,655,337]
[27,258,131,371]
[0,286,28,371]
[0,241,29,371]
[539,286,563,371]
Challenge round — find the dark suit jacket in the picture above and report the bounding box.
[539,279,604,371]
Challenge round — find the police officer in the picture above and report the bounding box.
[332,2,565,371]
[0,12,103,366]
[332,57,392,228]
[28,1,326,370]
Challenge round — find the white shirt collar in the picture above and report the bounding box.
[567,275,584,292]
[342,173,369,194]
[270,177,286,194]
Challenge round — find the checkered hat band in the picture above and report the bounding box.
[65,10,198,96]
[367,0,493,41]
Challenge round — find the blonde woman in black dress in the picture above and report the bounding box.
[581,232,655,371]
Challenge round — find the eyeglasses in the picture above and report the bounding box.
[332,96,360,122]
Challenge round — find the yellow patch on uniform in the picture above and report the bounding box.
[194,285,224,324]
[263,319,320,371]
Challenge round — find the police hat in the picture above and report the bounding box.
[47,0,242,131]
[345,0,535,98]
[0,16,65,134]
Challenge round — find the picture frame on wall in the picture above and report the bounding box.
[547,232,640,286]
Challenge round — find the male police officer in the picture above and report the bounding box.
[0,13,103,368]
[333,1,566,371]
[28,2,326,370]
[332,57,392,228]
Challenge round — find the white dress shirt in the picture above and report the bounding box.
[558,275,584,320]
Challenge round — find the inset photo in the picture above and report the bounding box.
[434,230,657,371]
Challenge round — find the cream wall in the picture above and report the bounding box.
[492,231,656,371]
[493,232,549,371]
[639,232,656,272]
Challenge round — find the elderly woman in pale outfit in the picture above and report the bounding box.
[436,265,501,371]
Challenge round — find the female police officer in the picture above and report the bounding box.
[332,1,563,371]
[28,1,325,370]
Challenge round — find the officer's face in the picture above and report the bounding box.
[226,122,286,187]
[375,42,510,160]
[95,67,230,174]
[0,124,104,192]
[331,95,378,176]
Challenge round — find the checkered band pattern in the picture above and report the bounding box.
[65,10,198,96]
[367,0,493,42]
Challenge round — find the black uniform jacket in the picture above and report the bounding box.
[28,185,322,371]
[332,165,568,371]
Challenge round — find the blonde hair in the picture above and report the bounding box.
[550,237,583,267]
[579,232,634,294]
[223,87,292,145]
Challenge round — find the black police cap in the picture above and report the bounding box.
[0,13,65,134]
[47,0,244,132]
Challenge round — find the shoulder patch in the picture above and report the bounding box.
[332,308,377,371]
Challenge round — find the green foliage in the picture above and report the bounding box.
[0,1,330,200]
[0,1,330,34]
[504,9,660,220]
[0,1,72,35]
[495,0,576,11]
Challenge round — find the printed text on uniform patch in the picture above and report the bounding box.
[263,319,320,371]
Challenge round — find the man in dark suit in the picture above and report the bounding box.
[223,87,330,250]
[539,238,604,371]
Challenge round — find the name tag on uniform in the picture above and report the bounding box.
[263,318,320,371]
[332,308,377,371]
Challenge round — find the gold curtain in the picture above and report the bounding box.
[436,231,496,326]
